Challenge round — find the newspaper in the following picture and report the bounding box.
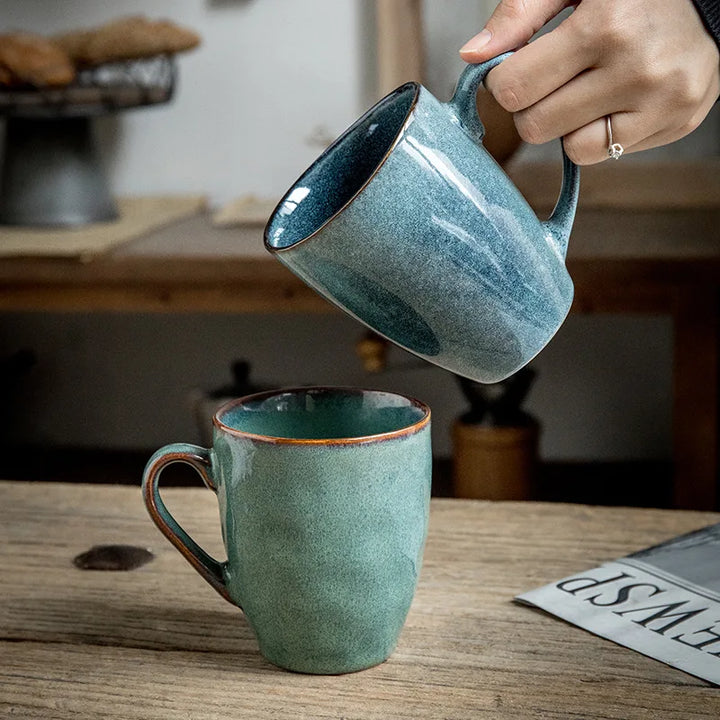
[516,522,720,685]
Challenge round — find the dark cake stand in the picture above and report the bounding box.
[0,55,175,227]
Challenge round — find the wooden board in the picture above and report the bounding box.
[2,481,720,718]
[0,195,206,259]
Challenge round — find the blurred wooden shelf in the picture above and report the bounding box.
[0,163,718,314]
[0,162,718,511]
[510,159,720,211]
[0,444,674,508]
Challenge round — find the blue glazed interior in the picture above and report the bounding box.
[265,84,418,250]
[218,388,427,440]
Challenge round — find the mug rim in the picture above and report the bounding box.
[213,385,430,445]
[264,82,421,254]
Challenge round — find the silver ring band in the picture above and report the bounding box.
[606,116,624,160]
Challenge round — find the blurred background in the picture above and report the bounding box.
[1,0,718,508]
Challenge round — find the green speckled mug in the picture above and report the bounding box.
[142,386,431,674]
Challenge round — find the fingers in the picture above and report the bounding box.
[552,58,720,165]
[557,108,694,166]
[459,0,572,63]
[562,114,634,165]
[464,0,720,164]
[482,22,591,113]
[507,66,626,145]
[563,83,715,166]
[562,111,694,165]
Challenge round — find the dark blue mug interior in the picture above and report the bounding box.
[265,84,418,250]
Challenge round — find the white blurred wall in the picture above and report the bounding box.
[2,0,367,206]
[1,0,717,461]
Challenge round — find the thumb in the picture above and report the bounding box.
[459,0,571,63]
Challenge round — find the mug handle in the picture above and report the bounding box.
[445,52,580,259]
[142,443,233,604]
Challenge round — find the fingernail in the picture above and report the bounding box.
[460,29,492,56]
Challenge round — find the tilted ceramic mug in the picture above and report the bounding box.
[142,386,432,674]
[265,54,580,383]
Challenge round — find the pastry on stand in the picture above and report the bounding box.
[0,17,200,227]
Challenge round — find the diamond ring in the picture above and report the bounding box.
[606,116,624,160]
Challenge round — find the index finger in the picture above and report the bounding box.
[483,16,592,112]
[459,0,572,63]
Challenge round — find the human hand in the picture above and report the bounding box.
[459,0,720,164]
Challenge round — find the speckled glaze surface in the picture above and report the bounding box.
[142,387,432,675]
[265,54,580,383]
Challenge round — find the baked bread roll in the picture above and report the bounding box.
[0,32,75,87]
[54,16,201,67]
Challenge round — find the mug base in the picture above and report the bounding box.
[259,644,396,675]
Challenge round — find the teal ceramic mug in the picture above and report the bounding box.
[142,386,432,674]
[265,54,580,383]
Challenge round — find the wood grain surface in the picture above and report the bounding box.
[2,481,720,719]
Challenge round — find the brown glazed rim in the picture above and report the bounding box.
[213,386,431,445]
[263,82,421,253]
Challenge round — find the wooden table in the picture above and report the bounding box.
[1,162,719,510]
[2,480,720,719]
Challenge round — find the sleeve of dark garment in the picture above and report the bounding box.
[691,0,720,48]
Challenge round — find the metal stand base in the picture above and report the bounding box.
[0,116,118,227]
